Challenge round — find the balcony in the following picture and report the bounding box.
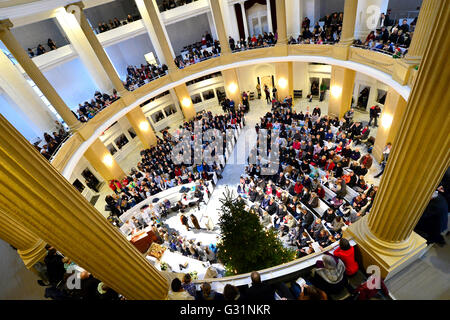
[51,44,412,175]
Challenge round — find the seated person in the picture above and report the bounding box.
[333,238,359,276]
[311,255,347,294]
[195,282,224,300]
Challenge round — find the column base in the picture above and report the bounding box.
[344,216,427,280]
[392,59,420,86]
[333,44,351,60]
[17,239,47,269]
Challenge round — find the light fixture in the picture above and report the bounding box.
[182,97,191,107]
[103,154,114,167]
[278,78,288,89]
[228,82,238,94]
[331,85,342,98]
[139,121,150,132]
[381,113,393,129]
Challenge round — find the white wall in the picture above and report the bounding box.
[292,62,309,94]
[44,57,101,110]
[165,13,212,56]
[236,63,276,93]
[0,94,41,141]
[84,0,140,27]
[11,18,69,51]
[319,0,345,18]
[105,33,157,80]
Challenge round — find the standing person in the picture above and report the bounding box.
[374,142,392,178]
[264,85,271,104]
[256,83,261,99]
[272,86,278,101]
[190,214,201,229]
[368,105,381,127]
[180,214,190,231]
[44,245,66,287]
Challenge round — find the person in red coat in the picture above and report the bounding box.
[316,186,325,199]
[324,159,335,171]
[333,238,359,276]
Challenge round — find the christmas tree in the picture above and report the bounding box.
[217,188,296,275]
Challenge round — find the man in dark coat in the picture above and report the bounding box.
[243,272,275,301]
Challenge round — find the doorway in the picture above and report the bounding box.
[357,85,371,110]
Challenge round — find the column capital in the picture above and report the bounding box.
[0,19,13,33]
[65,1,85,12]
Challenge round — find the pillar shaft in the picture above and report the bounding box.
[0,114,169,299]
[346,1,449,279]
[405,0,441,63]
[275,0,287,45]
[66,2,127,94]
[141,0,177,71]
[266,0,273,33]
[209,0,232,55]
[0,50,56,135]
[372,89,407,163]
[285,0,301,38]
[340,0,358,45]
[0,20,80,131]
[221,68,242,105]
[173,84,196,121]
[84,138,125,181]
[56,5,113,94]
[275,62,293,100]
[135,0,167,65]
[328,66,356,119]
[126,107,157,149]
[392,0,442,85]
[0,209,47,268]
[240,2,249,39]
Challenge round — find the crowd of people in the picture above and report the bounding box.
[33,121,70,160]
[27,38,57,57]
[105,109,245,220]
[96,14,137,33]
[158,0,200,12]
[168,250,388,301]
[228,32,277,52]
[355,15,414,57]
[235,98,379,260]
[289,13,343,45]
[103,109,245,271]
[39,244,121,300]
[74,90,120,123]
[124,63,169,91]
[174,31,220,68]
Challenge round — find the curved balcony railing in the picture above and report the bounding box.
[51,44,411,174]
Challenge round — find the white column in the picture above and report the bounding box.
[154,0,176,58]
[303,0,320,25]
[286,0,301,38]
[240,2,249,39]
[0,50,56,136]
[135,0,167,65]
[354,0,389,41]
[55,8,113,93]
[206,10,219,41]
[266,0,273,33]
[220,0,240,41]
